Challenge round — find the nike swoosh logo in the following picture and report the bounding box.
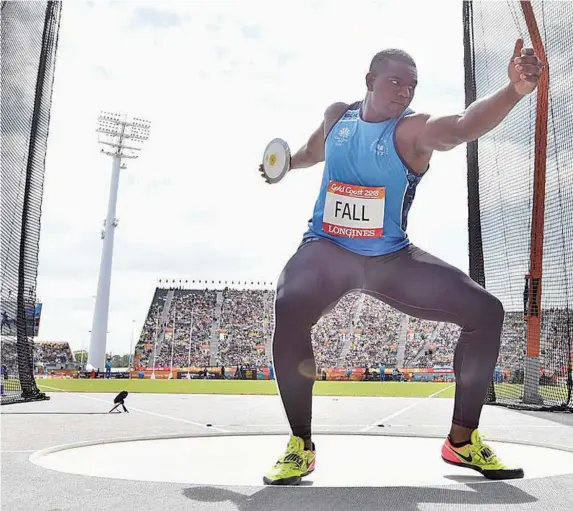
[455,451,473,463]
[448,445,473,463]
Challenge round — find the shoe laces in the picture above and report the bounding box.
[468,434,499,464]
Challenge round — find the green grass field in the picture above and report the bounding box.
[36,379,457,398]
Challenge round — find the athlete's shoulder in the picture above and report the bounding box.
[400,111,431,128]
[396,112,433,172]
[323,102,357,136]
[396,112,431,145]
[324,102,351,119]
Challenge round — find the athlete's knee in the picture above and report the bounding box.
[486,294,505,325]
[272,291,316,377]
[274,286,317,323]
[274,292,297,321]
[466,292,504,330]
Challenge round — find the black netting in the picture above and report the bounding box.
[1,1,62,404]
[464,1,572,411]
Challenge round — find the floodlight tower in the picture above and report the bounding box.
[87,112,151,371]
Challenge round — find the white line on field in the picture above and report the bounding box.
[212,423,564,429]
[37,384,229,433]
[359,384,455,432]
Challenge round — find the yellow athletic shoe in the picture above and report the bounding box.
[441,429,524,480]
[263,436,316,486]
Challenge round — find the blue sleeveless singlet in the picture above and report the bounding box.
[302,102,425,256]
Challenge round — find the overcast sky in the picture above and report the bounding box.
[37,0,473,355]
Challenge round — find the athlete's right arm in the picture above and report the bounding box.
[289,102,348,171]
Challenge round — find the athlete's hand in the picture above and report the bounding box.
[258,164,271,184]
[508,39,543,96]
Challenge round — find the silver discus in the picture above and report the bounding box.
[262,138,290,184]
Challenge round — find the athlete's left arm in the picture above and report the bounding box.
[414,40,543,153]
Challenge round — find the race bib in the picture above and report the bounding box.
[322,181,385,238]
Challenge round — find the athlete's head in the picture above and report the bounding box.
[365,49,417,119]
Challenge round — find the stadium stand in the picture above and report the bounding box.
[30,289,565,384]
[124,287,549,379]
[28,285,565,387]
[33,341,74,366]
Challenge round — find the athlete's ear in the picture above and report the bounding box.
[366,72,374,92]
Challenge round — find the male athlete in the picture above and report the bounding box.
[259,40,543,485]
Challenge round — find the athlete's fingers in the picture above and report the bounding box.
[519,74,540,83]
[514,55,539,66]
[514,64,542,76]
[258,164,271,184]
[521,47,535,57]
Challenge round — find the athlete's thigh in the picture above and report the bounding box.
[276,238,364,322]
[363,244,492,325]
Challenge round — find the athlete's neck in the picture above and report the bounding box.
[361,94,392,123]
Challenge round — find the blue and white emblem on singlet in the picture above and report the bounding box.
[302,102,425,256]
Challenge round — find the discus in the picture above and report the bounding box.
[262,138,290,184]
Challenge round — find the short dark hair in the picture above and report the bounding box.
[369,49,416,72]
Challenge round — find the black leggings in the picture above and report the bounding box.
[272,238,504,441]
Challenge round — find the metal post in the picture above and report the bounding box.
[129,319,135,371]
[169,302,176,379]
[151,316,158,380]
[187,309,194,379]
[88,154,121,370]
[88,112,150,370]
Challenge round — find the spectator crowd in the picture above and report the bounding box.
[32,341,73,366]
[14,288,570,381]
[129,288,571,380]
[218,289,273,367]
